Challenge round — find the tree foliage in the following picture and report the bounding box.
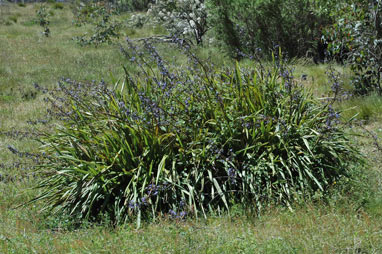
[148,0,208,44]
[324,0,382,94]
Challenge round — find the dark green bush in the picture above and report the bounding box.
[112,0,152,12]
[53,2,64,10]
[324,0,382,95]
[32,43,362,225]
[208,0,334,59]
[8,15,18,23]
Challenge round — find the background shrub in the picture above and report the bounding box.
[324,0,382,95]
[71,0,114,26]
[31,42,362,225]
[114,0,152,12]
[53,2,64,10]
[73,4,121,46]
[207,0,334,59]
[127,13,149,29]
[148,0,208,45]
[8,15,18,23]
[36,4,50,37]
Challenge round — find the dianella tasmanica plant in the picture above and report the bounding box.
[30,40,362,226]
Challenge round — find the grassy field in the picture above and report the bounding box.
[1,3,382,253]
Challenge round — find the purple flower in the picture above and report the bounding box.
[141,197,148,206]
[128,200,136,209]
[169,209,177,217]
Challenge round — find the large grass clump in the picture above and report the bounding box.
[31,41,362,225]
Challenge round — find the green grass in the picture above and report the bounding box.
[337,93,382,122]
[1,3,382,253]
[2,203,382,253]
